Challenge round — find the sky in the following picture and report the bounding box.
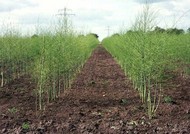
[0,0,190,40]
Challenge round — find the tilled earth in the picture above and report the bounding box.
[0,46,190,134]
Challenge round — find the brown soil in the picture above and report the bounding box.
[0,46,190,134]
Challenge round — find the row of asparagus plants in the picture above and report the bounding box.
[0,34,40,87]
[165,34,190,75]
[102,32,190,119]
[33,33,99,110]
[102,2,190,119]
[0,31,99,110]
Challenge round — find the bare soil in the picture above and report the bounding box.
[0,46,190,134]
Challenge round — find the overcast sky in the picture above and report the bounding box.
[0,0,190,40]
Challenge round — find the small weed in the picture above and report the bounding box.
[8,107,18,114]
[164,96,174,104]
[120,98,128,105]
[22,122,30,130]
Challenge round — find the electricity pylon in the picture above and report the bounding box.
[56,7,75,34]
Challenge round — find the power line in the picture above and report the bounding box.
[56,7,75,34]
[105,26,111,36]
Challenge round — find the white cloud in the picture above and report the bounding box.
[0,0,190,40]
[134,0,171,4]
[0,0,38,12]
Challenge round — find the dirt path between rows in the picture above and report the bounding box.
[0,45,190,133]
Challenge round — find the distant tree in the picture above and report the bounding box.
[31,34,38,38]
[126,30,134,34]
[78,34,85,38]
[177,29,185,34]
[154,26,165,33]
[166,28,184,35]
[87,33,99,39]
[187,28,190,33]
[126,30,142,34]
[111,33,120,37]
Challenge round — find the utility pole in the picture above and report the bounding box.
[56,7,75,34]
[106,26,111,37]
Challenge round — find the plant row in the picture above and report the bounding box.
[0,32,99,110]
[102,32,190,119]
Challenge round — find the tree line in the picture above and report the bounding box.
[153,26,190,35]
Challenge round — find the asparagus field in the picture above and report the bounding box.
[0,33,99,110]
[0,22,190,134]
[102,32,190,119]
[0,44,189,133]
[0,2,190,133]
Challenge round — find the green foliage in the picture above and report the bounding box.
[8,107,18,114]
[102,32,190,119]
[153,26,185,35]
[0,35,40,87]
[163,96,173,104]
[22,122,30,130]
[165,28,185,35]
[120,98,128,105]
[87,33,99,39]
[0,32,99,110]
[32,33,99,110]
[187,28,190,33]
[153,26,165,33]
